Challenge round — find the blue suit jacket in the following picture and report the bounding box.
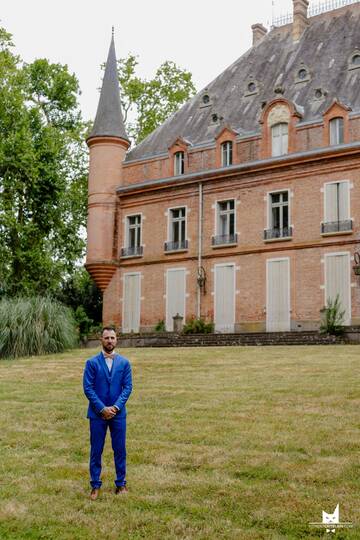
[83,352,132,419]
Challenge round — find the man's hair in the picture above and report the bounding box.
[101,326,116,335]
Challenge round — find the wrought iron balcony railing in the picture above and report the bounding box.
[321,220,353,234]
[264,226,293,240]
[121,245,143,257]
[212,233,238,246]
[164,240,188,252]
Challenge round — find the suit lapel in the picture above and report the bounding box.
[99,352,111,382]
[110,354,120,380]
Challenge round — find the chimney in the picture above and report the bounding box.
[251,23,267,46]
[293,0,309,41]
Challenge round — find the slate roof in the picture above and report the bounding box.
[88,36,129,142]
[126,3,360,162]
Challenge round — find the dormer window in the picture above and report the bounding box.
[329,117,344,145]
[348,51,360,71]
[221,141,233,167]
[271,123,288,157]
[174,151,184,175]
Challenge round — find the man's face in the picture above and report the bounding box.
[101,330,117,353]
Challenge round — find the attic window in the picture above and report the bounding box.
[202,94,210,104]
[348,51,360,71]
[245,79,258,97]
[295,65,310,84]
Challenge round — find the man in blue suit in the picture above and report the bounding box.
[83,327,132,500]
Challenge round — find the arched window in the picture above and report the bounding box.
[329,117,344,145]
[221,141,233,166]
[174,151,184,175]
[271,123,288,157]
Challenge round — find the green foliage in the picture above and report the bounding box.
[0,296,78,358]
[57,267,102,339]
[117,54,196,144]
[183,317,214,334]
[154,319,166,332]
[320,294,345,335]
[0,27,87,297]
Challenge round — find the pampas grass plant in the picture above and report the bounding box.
[0,296,78,359]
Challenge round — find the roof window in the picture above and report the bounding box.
[200,90,212,108]
[295,64,310,84]
[245,78,259,97]
[348,51,360,71]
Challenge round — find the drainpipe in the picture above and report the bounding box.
[197,182,203,319]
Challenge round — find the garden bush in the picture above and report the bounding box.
[0,296,78,359]
[320,294,345,336]
[183,317,214,334]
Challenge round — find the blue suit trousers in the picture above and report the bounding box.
[89,416,126,488]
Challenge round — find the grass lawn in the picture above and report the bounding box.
[0,346,360,539]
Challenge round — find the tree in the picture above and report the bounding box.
[117,54,196,144]
[0,27,88,296]
[57,267,103,338]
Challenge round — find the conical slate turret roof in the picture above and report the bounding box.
[88,35,129,142]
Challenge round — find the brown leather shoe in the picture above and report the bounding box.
[115,485,128,494]
[90,488,100,500]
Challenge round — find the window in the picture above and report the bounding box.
[322,181,352,234]
[121,215,142,257]
[264,191,292,240]
[221,141,233,167]
[329,117,344,145]
[174,151,184,175]
[165,207,188,251]
[213,200,237,246]
[271,123,288,157]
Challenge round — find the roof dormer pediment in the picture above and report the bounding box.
[322,99,352,119]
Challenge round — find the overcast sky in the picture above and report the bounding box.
[2,0,298,121]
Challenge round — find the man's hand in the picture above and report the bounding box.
[101,406,117,420]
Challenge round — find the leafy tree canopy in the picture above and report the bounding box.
[117,54,197,144]
[0,27,88,296]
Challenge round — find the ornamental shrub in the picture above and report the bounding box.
[0,296,78,359]
[320,294,345,336]
[183,317,214,334]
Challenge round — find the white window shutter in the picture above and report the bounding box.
[123,274,141,333]
[214,265,235,333]
[338,182,350,221]
[166,269,186,331]
[325,254,350,325]
[266,259,290,332]
[325,183,338,222]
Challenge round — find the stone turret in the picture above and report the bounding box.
[85,34,130,293]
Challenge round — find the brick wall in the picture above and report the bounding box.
[105,148,360,331]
